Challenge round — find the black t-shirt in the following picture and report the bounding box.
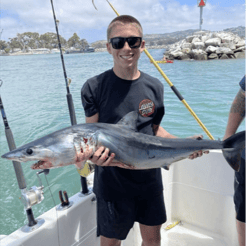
[81,69,165,200]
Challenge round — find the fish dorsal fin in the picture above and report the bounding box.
[116,111,138,132]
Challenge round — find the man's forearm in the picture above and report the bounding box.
[224,88,245,139]
[153,124,177,138]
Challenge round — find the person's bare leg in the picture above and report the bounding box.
[236,220,245,246]
[139,224,162,246]
[100,236,121,246]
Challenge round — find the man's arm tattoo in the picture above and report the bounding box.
[230,88,245,118]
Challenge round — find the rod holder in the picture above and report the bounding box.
[57,190,73,211]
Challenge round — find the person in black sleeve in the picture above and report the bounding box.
[81,15,206,246]
[223,75,245,246]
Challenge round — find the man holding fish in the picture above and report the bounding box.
[81,15,206,246]
[2,14,244,246]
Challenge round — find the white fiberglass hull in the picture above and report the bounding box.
[0,150,239,246]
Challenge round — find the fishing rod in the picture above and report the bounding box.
[105,0,215,140]
[50,0,90,194]
[0,80,46,231]
[50,0,76,126]
[0,81,26,190]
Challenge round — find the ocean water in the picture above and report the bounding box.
[0,49,245,235]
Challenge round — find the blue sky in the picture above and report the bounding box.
[1,0,245,43]
[162,0,244,7]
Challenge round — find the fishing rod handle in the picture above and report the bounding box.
[0,96,9,128]
[5,128,27,189]
[66,93,77,126]
[1,95,27,189]
[81,176,89,194]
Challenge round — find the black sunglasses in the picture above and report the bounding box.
[109,37,142,49]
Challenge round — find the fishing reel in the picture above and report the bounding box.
[20,169,48,210]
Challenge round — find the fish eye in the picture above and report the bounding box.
[26,148,33,155]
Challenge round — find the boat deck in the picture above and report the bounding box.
[161,225,227,246]
[124,220,234,246]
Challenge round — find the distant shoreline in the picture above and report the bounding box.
[2,27,244,57]
[0,45,167,57]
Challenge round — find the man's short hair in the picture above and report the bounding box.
[107,15,143,41]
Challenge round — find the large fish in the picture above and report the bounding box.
[1,112,244,171]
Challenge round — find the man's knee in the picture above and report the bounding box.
[140,224,161,246]
[142,237,161,246]
[100,236,121,246]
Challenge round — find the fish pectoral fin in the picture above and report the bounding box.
[162,164,171,171]
[161,156,189,170]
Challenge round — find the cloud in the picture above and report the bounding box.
[0,0,244,43]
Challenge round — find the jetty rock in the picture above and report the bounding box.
[164,31,245,61]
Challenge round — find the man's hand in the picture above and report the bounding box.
[188,135,209,159]
[75,144,94,169]
[90,146,135,169]
[85,114,135,169]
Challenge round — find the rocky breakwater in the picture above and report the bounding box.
[164,31,245,61]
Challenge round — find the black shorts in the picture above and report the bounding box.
[234,157,245,223]
[97,192,166,240]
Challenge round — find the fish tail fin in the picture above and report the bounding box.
[222,131,245,172]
